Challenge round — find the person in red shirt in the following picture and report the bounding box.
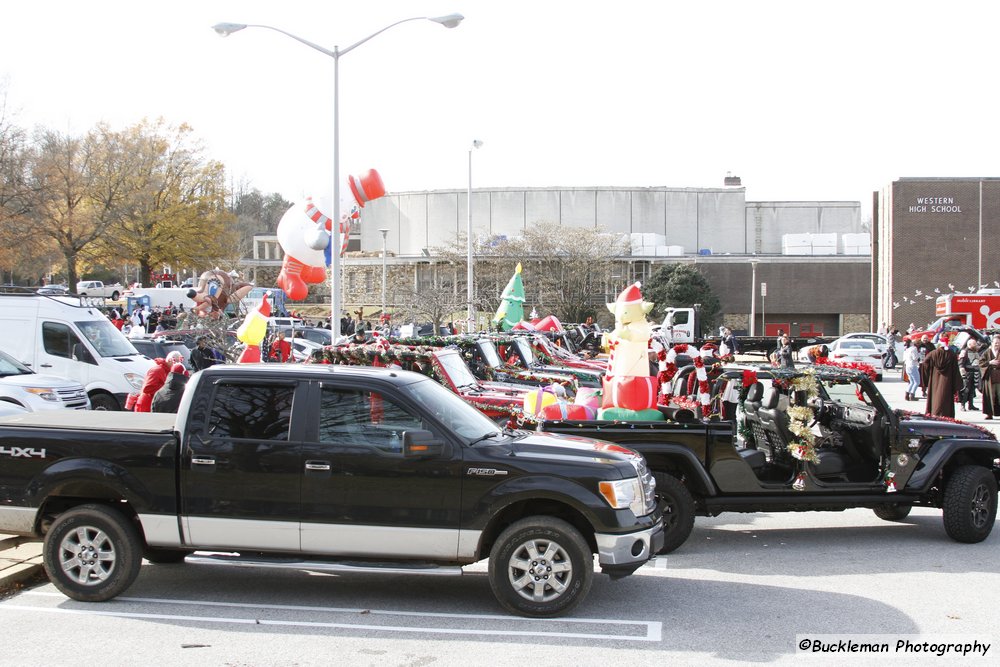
[269,331,292,362]
[135,351,184,412]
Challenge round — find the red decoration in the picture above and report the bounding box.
[541,402,598,421]
[815,356,877,381]
[742,370,758,387]
[602,375,658,411]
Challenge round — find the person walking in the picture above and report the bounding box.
[902,339,921,401]
[919,341,961,418]
[979,335,1000,420]
[957,338,982,411]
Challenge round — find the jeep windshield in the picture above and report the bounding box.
[400,376,502,443]
[479,341,504,368]
[434,351,479,390]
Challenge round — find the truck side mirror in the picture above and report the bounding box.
[402,429,445,458]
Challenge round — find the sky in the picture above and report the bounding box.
[2,0,1000,218]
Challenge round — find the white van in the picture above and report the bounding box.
[0,291,154,410]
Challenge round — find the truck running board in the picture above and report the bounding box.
[185,553,464,576]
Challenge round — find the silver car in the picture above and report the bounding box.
[0,349,90,410]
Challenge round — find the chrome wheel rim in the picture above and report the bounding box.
[58,526,116,585]
[507,538,573,603]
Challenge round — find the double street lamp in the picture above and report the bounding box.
[212,13,464,339]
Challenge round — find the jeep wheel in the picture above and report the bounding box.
[144,548,192,564]
[653,472,695,554]
[43,504,143,602]
[488,516,592,617]
[873,503,912,521]
[943,465,998,543]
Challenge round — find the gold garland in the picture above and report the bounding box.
[786,371,820,463]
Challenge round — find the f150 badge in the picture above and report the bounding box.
[0,446,47,459]
[467,467,508,477]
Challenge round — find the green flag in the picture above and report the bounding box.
[492,263,525,331]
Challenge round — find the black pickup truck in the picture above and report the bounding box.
[540,364,1000,553]
[0,364,661,617]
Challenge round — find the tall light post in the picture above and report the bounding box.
[379,228,389,317]
[467,139,483,333]
[212,13,464,339]
[749,258,759,336]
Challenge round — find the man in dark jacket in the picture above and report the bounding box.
[190,336,218,372]
[151,364,189,413]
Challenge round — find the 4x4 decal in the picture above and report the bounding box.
[0,446,47,459]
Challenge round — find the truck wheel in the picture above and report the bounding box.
[42,504,143,602]
[873,503,912,521]
[943,465,998,543]
[89,394,120,411]
[488,516,592,617]
[110,290,120,301]
[653,472,695,554]
[144,548,192,564]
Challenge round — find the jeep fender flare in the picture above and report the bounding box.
[617,442,718,497]
[905,439,1000,493]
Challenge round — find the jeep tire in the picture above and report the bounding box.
[488,516,592,617]
[653,472,695,554]
[43,503,143,602]
[943,465,998,543]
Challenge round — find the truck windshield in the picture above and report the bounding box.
[400,377,502,443]
[75,319,140,357]
[0,349,32,377]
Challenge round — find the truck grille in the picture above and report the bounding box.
[57,387,90,409]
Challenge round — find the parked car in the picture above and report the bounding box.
[0,349,90,411]
[828,338,884,381]
[834,332,889,354]
[280,326,333,347]
[289,337,323,362]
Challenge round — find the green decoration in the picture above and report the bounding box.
[492,263,525,331]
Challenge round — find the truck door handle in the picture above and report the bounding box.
[40,364,53,368]
[191,457,216,466]
[305,461,331,471]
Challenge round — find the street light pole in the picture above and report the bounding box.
[467,139,483,333]
[212,14,464,340]
[749,258,759,336]
[379,228,389,317]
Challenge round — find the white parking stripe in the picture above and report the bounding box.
[8,592,662,642]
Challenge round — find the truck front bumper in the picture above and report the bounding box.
[595,519,664,579]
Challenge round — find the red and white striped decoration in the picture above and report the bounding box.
[657,343,689,403]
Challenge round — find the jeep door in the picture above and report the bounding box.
[180,379,303,550]
[300,381,464,559]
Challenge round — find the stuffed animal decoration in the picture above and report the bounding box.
[186,269,252,319]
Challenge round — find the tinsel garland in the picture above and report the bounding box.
[785,370,820,462]
[814,356,878,381]
[896,409,995,438]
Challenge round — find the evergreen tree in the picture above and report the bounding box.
[643,264,721,335]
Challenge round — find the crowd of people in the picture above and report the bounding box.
[901,332,1000,419]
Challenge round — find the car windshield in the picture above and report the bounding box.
[400,376,502,443]
[0,349,32,376]
[479,341,503,368]
[434,352,478,389]
[824,381,871,407]
[75,319,140,357]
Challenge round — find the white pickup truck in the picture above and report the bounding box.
[75,280,123,301]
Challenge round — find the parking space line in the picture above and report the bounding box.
[7,593,662,641]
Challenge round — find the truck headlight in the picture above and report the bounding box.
[124,373,145,390]
[24,387,59,401]
[599,478,647,517]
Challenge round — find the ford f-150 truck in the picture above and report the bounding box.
[0,364,662,617]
